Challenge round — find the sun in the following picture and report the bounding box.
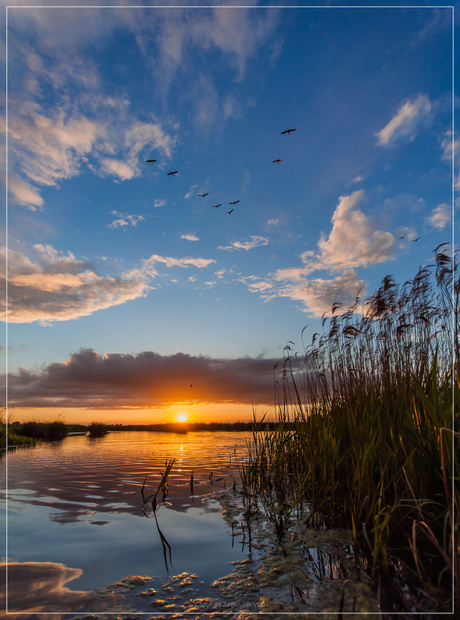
[176,413,188,423]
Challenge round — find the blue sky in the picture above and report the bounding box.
[2,2,457,423]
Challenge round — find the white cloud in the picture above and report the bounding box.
[376,94,431,146]
[218,235,269,251]
[315,191,395,271]
[427,202,451,230]
[440,130,460,162]
[239,191,394,318]
[7,176,44,210]
[185,185,198,199]
[441,130,460,190]
[7,93,176,205]
[191,7,279,80]
[180,233,199,242]
[9,108,107,188]
[154,199,166,208]
[128,253,216,280]
[275,270,366,317]
[1,245,148,324]
[108,211,145,229]
[243,270,366,317]
[100,158,135,181]
[267,219,279,227]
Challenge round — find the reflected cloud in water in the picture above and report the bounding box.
[1,560,120,616]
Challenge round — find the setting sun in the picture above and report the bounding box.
[176,413,188,423]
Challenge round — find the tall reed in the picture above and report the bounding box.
[242,244,458,613]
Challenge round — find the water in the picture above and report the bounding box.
[1,431,382,618]
[1,431,254,617]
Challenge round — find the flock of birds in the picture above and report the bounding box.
[144,128,297,215]
[145,126,424,248]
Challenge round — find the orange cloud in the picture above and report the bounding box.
[1,246,148,324]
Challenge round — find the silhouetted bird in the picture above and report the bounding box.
[229,200,239,205]
[273,159,283,164]
[212,204,221,208]
[225,209,234,214]
[167,171,178,176]
[199,193,209,197]
[281,128,296,135]
[412,237,420,242]
[399,236,404,239]
[146,159,157,163]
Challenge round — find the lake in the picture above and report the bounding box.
[1,430,380,618]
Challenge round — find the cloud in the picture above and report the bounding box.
[274,270,366,317]
[218,236,269,251]
[5,348,278,408]
[107,211,145,229]
[8,108,107,188]
[427,202,451,230]
[180,233,199,241]
[240,191,394,317]
[128,253,216,280]
[154,199,166,208]
[1,245,149,324]
[99,159,135,181]
[7,176,44,210]
[185,184,198,199]
[243,270,366,317]
[267,219,279,227]
[6,50,176,203]
[376,94,431,146]
[441,130,460,190]
[315,191,395,271]
[190,7,279,80]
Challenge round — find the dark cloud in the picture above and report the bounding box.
[6,348,278,409]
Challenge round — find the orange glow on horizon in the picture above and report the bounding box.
[7,403,272,426]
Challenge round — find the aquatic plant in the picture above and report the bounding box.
[141,459,175,573]
[241,244,458,614]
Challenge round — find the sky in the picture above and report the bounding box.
[1,1,457,425]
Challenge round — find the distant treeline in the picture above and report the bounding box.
[1,419,272,448]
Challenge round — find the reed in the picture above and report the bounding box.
[141,459,175,573]
[241,244,458,613]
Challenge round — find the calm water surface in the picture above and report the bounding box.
[1,431,254,616]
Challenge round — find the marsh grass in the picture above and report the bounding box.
[241,244,458,613]
[141,459,175,573]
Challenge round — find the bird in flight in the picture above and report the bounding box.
[225,209,234,214]
[229,200,240,205]
[273,159,283,164]
[281,128,296,135]
[399,236,404,239]
[145,159,157,163]
[167,170,178,176]
[199,193,209,197]
[212,203,221,208]
[412,237,420,242]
